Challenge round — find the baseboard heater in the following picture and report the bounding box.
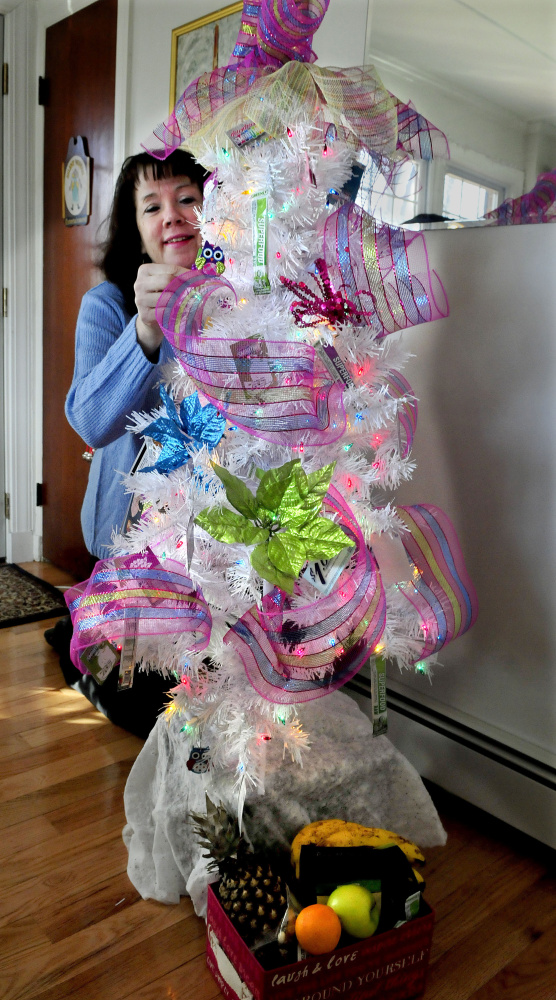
[346,677,556,848]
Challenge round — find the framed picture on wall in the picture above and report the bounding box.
[170,2,244,110]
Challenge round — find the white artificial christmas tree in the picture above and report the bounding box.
[67,1,477,914]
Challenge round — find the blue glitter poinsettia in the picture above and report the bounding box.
[141,387,226,474]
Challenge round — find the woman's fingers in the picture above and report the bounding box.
[135,263,188,294]
[134,265,191,355]
[135,264,188,321]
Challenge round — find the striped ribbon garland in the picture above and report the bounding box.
[394,99,450,161]
[396,504,478,660]
[156,274,347,447]
[225,486,386,703]
[324,203,449,339]
[65,550,212,674]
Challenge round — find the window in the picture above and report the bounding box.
[356,152,422,228]
[442,172,502,221]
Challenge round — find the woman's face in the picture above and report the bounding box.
[134,169,203,270]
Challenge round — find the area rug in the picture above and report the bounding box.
[0,563,67,627]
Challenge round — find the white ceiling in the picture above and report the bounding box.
[367,0,556,126]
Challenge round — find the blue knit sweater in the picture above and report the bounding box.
[65,281,175,559]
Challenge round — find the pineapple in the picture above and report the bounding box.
[191,795,287,945]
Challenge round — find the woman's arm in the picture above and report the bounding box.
[65,284,173,449]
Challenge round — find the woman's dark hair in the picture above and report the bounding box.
[98,150,209,315]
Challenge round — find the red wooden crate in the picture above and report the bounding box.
[206,883,434,1000]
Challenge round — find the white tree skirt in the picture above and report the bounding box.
[123,691,446,918]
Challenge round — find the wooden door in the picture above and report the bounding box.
[42,0,117,579]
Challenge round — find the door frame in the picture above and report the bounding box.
[2,0,129,565]
[0,13,5,560]
[3,1,40,563]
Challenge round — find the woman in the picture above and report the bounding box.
[50,150,207,738]
[66,149,208,559]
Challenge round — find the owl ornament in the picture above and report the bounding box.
[186,746,211,773]
[194,240,226,275]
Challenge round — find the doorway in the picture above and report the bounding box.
[0,13,6,561]
[42,0,117,579]
[0,14,4,562]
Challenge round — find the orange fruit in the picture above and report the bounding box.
[295,903,342,955]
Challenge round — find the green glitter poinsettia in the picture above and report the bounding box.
[196,459,353,593]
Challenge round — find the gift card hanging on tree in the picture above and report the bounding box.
[118,619,138,691]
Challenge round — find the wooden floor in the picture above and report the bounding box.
[0,562,554,1000]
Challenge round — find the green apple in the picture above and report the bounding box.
[326,883,379,939]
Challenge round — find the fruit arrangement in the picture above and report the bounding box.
[192,798,428,967]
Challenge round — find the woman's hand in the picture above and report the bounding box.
[134,263,188,357]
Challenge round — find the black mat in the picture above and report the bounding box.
[0,563,68,627]
[46,614,171,740]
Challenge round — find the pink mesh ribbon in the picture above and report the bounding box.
[484,170,556,225]
[395,504,478,661]
[394,100,450,162]
[157,273,346,446]
[323,202,449,337]
[65,549,212,674]
[156,271,236,344]
[143,63,399,161]
[224,486,386,703]
[232,0,329,67]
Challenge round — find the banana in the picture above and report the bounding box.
[322,828,425,865]
[291,819,425,878]
[412,866,426,889]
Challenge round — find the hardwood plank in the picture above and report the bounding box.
[0,760,132,831]
[0,814,59,864]
[0,732,30,760]
[0,619,65,640]
[46,783,133,836]
[0,688,89,727]
[0,830,134,927]
[0,702,106,741]
[1,674,71,705]
[0,637,62,663]
[0,812,128,895]
[469,920,556,999]
[424,874,556,1000]
[20,713,117,748]
[0,917,52,963]
[0,725,134,780]
[122,951,223,1000]
[429,851,546,963]
[17,561,78,588]
[36,871,141,944]
[0,657,62,684]
[0,901,199,1000]
[28,917,207,1000]
[0,735,141,804]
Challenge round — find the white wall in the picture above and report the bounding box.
[389,223,556,756]
[361,223,556,845]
